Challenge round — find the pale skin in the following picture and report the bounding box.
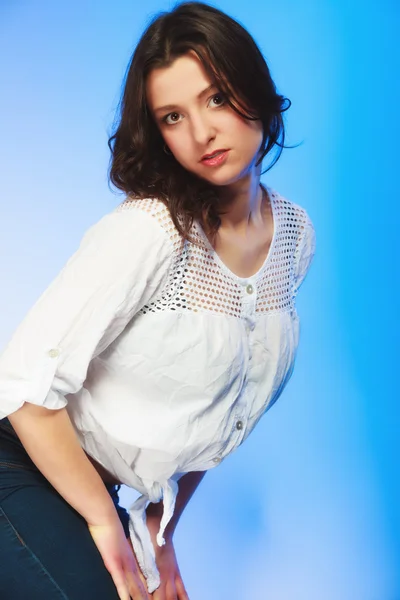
[146,50,275,279]
[127,471,206,600]
[139,50,275,596]
[6,52,275,600]
[8,402,202,600]
[86,437,204,600]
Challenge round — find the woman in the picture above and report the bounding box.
[0,2,316,599]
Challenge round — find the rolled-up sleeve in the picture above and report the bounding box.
[0,206,173,419]
[292,211,316,298]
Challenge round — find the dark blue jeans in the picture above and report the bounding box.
[0,417,130,599]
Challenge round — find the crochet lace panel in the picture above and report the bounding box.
[115,191,308,317]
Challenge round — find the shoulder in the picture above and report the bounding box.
[80,196,181,254]
[115,194,169,219]
[70,197,181,280]
[267,186,316,288]
[114,196,182,245]
[267,186,315,241]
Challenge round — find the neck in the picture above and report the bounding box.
[217,174,266,234]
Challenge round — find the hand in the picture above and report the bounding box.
[88,519,152,600]
[151,539,189,600]
[146,514,190,600]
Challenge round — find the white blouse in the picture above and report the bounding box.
[0,187,316,593]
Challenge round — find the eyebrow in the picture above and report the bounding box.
[153,83,217,114]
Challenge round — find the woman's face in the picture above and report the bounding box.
[146,52,263,187]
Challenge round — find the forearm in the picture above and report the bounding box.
[146,470,206,539]
[8,403,119,527]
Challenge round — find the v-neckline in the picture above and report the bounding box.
[195,185,278,283]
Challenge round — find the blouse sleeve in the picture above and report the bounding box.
[0,206,174,420]
[292,210,316,299]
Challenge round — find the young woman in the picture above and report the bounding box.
[0,2,316,599]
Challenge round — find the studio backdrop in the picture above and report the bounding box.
[0,1,398,599]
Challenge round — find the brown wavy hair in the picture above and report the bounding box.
[108,1,291,242]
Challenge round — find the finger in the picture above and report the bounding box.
[152,579,177,600]
[136,568,151,594]
[134,554,152,591]
[109,566,131,600]
[165,579,178,600]
[125,566,152,600]
[152,584,166,600]
[175,576,190,600]
[125,543,152,598]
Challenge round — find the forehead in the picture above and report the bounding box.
[146,52,212,109]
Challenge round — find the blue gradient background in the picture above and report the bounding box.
[0,1,398,599]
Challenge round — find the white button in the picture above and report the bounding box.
[246,284,254,295]
[48,348,60,358]
[236,420,244,430]
[212,457,222,464]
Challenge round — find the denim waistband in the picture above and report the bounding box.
[0,416,130,537]
[0,417,18,438]
[0,417,121,496]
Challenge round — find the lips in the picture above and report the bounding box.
[201,149,228,161]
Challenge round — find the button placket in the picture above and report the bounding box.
[220,412,246,457]
[233,415,246,447]
[241,280,257,314]
[232,407,247,436]
[245,318,256,332]
[242,280,257,344]
[230,282,255,452]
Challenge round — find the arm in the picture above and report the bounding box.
[0,208,173,598]
[292,211,316,299]
[0,207,173,421]
[2,208,172,518]
[8,403,118,526]
[146,470,206,541]
[9,404,154,600]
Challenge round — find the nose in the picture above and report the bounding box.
[190,112,215,147]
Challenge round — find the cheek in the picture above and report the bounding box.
[232,116,263,149]
[161,126,190,155]
[163,131,194,165]
[168,137,190,156]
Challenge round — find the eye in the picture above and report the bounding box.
[209,93,226,107]
[161,112,181,126]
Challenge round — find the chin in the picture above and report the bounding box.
[203,173,243,188]
[192,165,239,185]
